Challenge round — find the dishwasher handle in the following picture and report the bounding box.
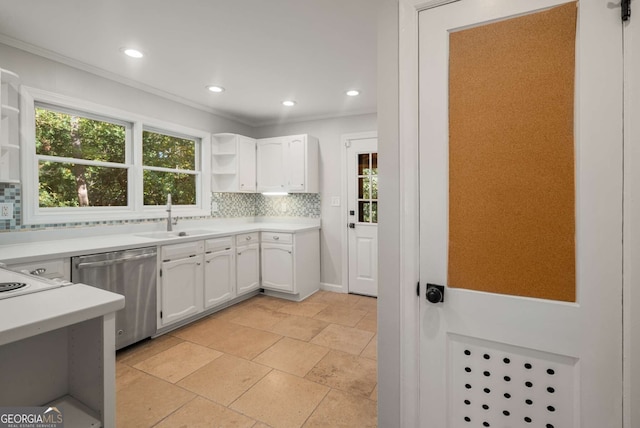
[75,252,157,269]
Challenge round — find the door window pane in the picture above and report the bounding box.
[359,201,371,223]
[356,151,378,224]
[358,153,370,175]
[371,175,378,199]
[359,177,371,199]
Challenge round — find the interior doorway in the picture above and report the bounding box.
[342,132,378,297]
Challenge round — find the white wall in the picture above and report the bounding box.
[0,43,253,135]
[255,113,377,289]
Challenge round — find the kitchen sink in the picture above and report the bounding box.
[135,229,218,239]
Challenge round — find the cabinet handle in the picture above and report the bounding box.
[225,247,231,250]
[241,183,245,187]
[273,236,279,240]
[246,236,252,241]
[197,262,201,266]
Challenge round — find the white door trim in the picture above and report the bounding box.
[341,131,377,295]
[623,15,639,428]
[395,1,436,426]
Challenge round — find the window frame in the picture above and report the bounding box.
[20,86,211,225]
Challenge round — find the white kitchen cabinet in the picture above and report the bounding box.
[211,133,256,192]
[159,241,204,327]
[0,68,20,183]
[257,134,319,193]
[256,137,286,192]
[260,230,320,300]
[236,232,260,295]
[261,242,293,292]
[204,237,235,308]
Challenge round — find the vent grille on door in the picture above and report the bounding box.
[450,335,576,428]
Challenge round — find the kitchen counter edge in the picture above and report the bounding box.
[0,222,321,265]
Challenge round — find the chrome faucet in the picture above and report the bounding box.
[166,193,173,232]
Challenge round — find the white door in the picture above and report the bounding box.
[347,133,378,297]
[419,1,622,427]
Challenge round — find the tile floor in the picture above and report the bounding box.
[116,291,378,428]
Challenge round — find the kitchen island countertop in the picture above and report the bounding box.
[0,283,125,346]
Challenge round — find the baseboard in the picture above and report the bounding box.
[320,282,346,293]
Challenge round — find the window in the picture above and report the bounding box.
[358,152,378,223]
[142,129,197,206]
[21,87,211,224]
[35,105,131,208]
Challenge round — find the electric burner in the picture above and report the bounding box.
[0,282,28,292]
[0,267,71,300]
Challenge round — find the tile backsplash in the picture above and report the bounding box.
[212,193,321,218]
[255,193,320,217]
[0,184,20,230]
[0,185,321,232]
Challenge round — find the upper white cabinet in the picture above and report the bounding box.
[0,68,20,183]
[257,134,318,193]
[211,133,256,192]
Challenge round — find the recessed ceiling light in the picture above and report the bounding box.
[346,90,360,96]
[282,100,296,107]
[207,85,225,93]
[122,48,144,58]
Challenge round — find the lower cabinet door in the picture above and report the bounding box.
[261,243,294,292]
[236,243,260,295]
[204,248,235,308]
[160,255,203,327]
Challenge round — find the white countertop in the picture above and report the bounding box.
[0,219,320,264]
[0,283,125,346]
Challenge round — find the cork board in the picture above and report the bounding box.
[447,3,577,302]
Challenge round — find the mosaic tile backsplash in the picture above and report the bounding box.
[212,192,321,218]
[0,184,20,230]
[0,185,321,232]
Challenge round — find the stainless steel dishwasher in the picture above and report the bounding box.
[72,247,157,350]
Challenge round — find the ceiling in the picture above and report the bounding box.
[0,0,378,127]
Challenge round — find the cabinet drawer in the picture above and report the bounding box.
[9,258,70,280]
[261,232,293,244]
[205,236,233,252]
[161,241,204,261]
[236,232,259,246]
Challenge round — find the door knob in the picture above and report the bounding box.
[426,283,445,303]
[348,223,355,228]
